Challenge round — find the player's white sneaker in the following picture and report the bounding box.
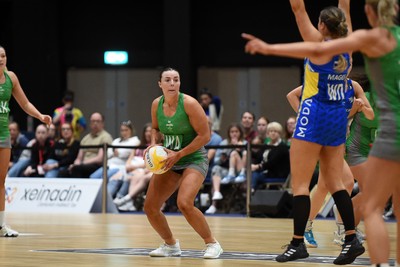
[0,225,19,237]
[149,240,181,257]
[203,241,223,259]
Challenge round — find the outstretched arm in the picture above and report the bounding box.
[290,0,323,42]
[339,0,352,34]
[242,30,370,60]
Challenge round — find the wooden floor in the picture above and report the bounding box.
[0,212,396,267]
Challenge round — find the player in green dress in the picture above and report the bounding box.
[143,67,223,259]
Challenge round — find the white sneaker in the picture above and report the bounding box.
[149,240,181,257]
[234,174,246,183]
[0,225,18,237]
[355,227,366,244]
[212,191,223,200]
[333,230,345,246]
[205,205,217,214]
[203,241,223,259]
[118,200,137,211]
[221,175,235,184]
[113,195,131,206]
[333,222,345,246]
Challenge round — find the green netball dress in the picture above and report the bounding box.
[364,26,400,161]
[345,92,378,166]
[157,93,208,175]
[0,71,12,147]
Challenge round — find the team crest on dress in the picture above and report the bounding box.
[166,120,173,131]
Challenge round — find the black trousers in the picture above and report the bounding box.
[70,163,101,178]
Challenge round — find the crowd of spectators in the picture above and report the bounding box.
[5,89,302,215]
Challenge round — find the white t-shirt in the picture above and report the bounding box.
[107,136,140,170]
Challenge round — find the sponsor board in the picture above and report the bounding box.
[5,178,102,213]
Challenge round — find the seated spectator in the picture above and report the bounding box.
[199,89,223,132]
[284,115,296,146]
[89,120,140,179]
[256,116,270,144]
[7,139,35,178]
[42,122,80,178]
[205,123,246,214]
[111,123,153,211]
[53,90,86,140]
[69,112,113,178]
[205,117,223,181]
[250,122,290,192]
[241,111,257,143]
[48,123,57,140]
[23,124,55,177]
[8,122,29,171]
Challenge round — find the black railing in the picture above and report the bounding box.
[11,143,280,216]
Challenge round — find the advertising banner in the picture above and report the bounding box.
[5,178,102,213]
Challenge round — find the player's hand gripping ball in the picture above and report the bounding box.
[145,146,169,174]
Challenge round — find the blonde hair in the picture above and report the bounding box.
[367,0,398,26]
[319,6,350,73]
[267,122,283,135]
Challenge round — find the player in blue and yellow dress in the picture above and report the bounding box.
[243,0,366,264]
[244,0,399,265]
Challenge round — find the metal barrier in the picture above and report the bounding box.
[11,143,279,215]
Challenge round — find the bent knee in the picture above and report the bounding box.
[177,200,194,214]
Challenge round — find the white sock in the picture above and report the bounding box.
[370,264,390,267]
[228,168,235,177]
[306,219,313,230]
[336,222,345,235]
[0,211,4,226]
[239,168,245,175]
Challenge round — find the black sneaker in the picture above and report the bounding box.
[275,242,309,262]
[333,237,365,265]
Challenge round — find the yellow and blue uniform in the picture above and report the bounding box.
[294,54,351,146]
[344,79,355,116]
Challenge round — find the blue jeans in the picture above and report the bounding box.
[251,170,265,190]
[7,158,30,177]
[44,159,58,178]
[108,179,123,198]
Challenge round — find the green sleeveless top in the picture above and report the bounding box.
[364,26,400,150]
[0,71,12,140]
[346,92,378,157]
[157,93,206,166]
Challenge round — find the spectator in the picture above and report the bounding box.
[69,112,113,178]
[240,111,257,143]
[7,139,35,178]
[89,120,140,179]
[205,123,246,214]
[48,123,57,140]
[108,123,153,200]
[256,116,270,144]
[53,90,86,140]
[42,122,80,178]
[284,116,296,146]
[250,122,290,192]
[199,89,223,132]
[8,122,29,171]
[205,116,223,171]
[23,124,55,177]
